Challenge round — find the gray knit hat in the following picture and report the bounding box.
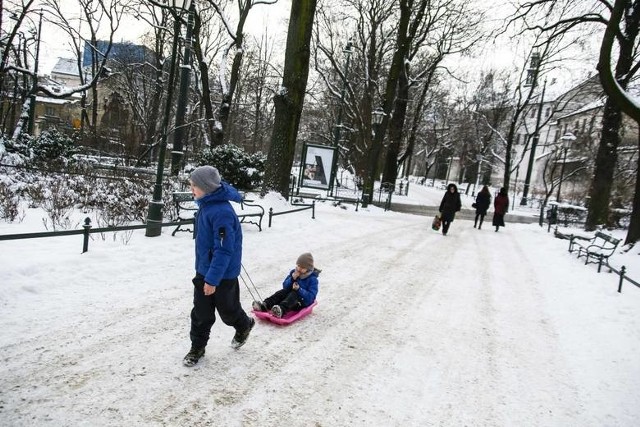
[296,252,314,270]
[190,166,221,194]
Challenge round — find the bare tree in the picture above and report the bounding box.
[513,0,640,235]
[381,0,484,187]
[227,31,278,154]
[106,2,174,165]
[0,0,39,136]
[314,0,396,184]
[262,0,318,196]
[195,0,279,147]
[597,0,640,244]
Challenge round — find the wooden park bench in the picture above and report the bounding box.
[171,191,264,236]
[568,231,621,272]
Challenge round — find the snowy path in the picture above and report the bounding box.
[1,205,638,426]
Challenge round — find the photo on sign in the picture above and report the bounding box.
[301,145,335,190]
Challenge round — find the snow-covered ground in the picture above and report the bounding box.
[1,184,638,426]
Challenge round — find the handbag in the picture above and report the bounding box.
[431,214,442,231]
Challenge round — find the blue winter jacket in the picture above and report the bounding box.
[194,182,243,286]
[282,269,319,307]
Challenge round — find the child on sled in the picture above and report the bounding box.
[252,252,319,318]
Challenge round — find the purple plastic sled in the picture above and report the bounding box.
[252,301,318,325]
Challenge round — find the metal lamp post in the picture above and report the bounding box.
[520,50,545,206]
[362,107,385,207]
[145,0,193,237]
[328,40,353,197]
[556,132,575,203]
[170,2,195,176]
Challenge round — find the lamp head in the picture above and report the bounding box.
[165,0,192,10]
[372,107,385,125]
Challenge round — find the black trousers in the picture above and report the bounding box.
[474,212,485,227]
[263,288,303,315]
[442,219,452,234]
[190,275,252,349]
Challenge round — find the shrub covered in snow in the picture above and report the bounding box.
[193,144,265,190]
[3,129,80,169]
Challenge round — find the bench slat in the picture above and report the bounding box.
[171,191,264,235]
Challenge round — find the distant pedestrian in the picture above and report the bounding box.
[493,187,509,232]
[438,183,462,236]
[183,165,255,367]
[473,185,491,229]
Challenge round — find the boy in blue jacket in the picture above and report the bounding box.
[253,253,319,318]
[183,166,255,367]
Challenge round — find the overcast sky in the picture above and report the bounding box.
[36,0,292,74]
[30,0,600,96]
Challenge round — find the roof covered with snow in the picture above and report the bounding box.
[51,58,79,77]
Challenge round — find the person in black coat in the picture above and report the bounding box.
[473,185,491,229]
[438,183,462,236]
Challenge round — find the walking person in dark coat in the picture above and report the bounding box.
[474,185,491,229]
[438,183,462,236]
[492,187,509,232]
[183,166,255,367]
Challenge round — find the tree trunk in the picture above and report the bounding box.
[627,131,640,244]
[381,68,409,185]
[215,7,251,147]
[262,0,318,197]
[364,0,413,201]
[586,0,638,230]
[192,14,217,146]
[594,0,640,243]
[585,99,622,229]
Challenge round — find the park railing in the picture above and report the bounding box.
[554,229,638,294]
[0,218,191,253]
[268,201,315,228]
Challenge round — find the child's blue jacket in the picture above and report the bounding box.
[194,182,243,286]
[283,269,319,306]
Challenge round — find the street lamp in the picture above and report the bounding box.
[372,107,385,127]
[145,0,193,237]
[328,40,353,196]
[520,77,547,206]
[361,107,385,208]
[556,131,576,203]
[170,1,196,176]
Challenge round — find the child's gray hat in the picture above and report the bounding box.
[190,166,221,194]
[296,253,314,270]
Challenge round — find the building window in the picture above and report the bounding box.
[45,107,56,116]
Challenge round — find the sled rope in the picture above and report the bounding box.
[240,263,263,302]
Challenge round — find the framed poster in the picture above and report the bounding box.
[299,143,336,190]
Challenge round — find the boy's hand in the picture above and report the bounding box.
[204,283,216,296]
[292,282,299,291]
[292,271,300,279]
